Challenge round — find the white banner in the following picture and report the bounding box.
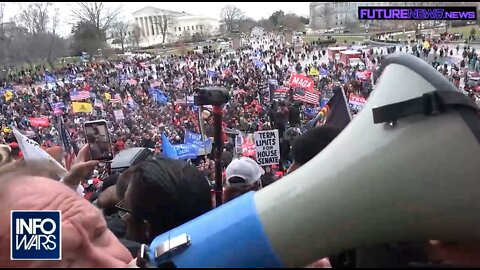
[113,109,125,120]
[12,127,67,177]
[254,129,280,166]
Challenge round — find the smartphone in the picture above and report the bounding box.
[84,120,113,161]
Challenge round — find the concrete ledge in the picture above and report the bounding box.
[366,40,404,45]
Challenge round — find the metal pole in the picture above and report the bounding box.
[197,106,208,156]
[212,105,223,207]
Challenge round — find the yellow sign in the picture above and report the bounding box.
[309,67,320,76]
[423,41,430,50]
[72,102,93,113]
[4,91,14,102]
[105,92,111,100]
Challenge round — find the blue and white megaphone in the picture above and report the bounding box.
[144,53,480,268]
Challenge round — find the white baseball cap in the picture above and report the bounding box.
[226,157,265,186]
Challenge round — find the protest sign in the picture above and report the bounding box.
[113,109,125,120]
[29,117,50,127]
[254,129,280,166]
[289,73,314,91]
[348,94,367,111]
[240,133,256,157]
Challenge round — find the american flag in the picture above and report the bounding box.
[273,87,288,101]
[58,117,77,170]
[110,94,122,104]
[70,90,91,101]
[94,98,104,109]
[293,88,320,105]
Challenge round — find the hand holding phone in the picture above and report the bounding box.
[84,120,114,161]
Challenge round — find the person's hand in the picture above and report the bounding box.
[426,240,480,267]
[306,258,332,268]
[62,145,99,187]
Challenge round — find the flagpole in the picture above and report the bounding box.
[197,106,208,157]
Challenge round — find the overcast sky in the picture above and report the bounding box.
[4,2,312,37]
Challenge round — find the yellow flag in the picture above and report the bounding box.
[105,92,111,100]
[72,102,93,113]
[4,91,14,102]
[309,67,320,76]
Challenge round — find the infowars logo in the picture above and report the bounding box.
[11,210,61,260]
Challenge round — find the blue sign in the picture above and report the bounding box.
[173,144,199,160]
[207,68,216,77]
[184,130,212,154]
[11,210,61,260]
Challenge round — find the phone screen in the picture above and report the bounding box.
[84,121,113,161]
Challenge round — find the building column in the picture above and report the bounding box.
[149,16,154,36]
[147,16,153,36]
[142,17,148,36]
[141,17,147,37]
[155,16,160,36]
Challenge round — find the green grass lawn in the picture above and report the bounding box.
[448,25,480,37]
[304,35,366,44]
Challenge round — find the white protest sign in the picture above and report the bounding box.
[12,127,67,177]
[254,129,280,166]
[113,109,125,120]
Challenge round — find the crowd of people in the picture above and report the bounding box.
[1,31,480,268]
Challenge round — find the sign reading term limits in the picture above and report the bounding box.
[254,129,280,166]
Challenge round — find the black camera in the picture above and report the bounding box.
[194,87,230,106]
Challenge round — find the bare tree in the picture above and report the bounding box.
[0,2,6,79]
[238,17,256,34]
[17,2,52,34]
[128,24,142,49]
[71,2,122,38]
[153,14,176,44]
[112,21,129,52]
[199,24,212,39]
[46,6,60,69]
[278,13,305,32]
[220,5,244,35]
[258,19,275,33]
[344,17,358,32]
[181,30,191,42]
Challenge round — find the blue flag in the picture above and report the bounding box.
[127,97,138,110]
[173,144,199,160]
[254,59,265,70]
[320,97,330,108]
[320,68,328,76]
[44,74,56,83]
[184,130,212,154]
[304,107,317,117]
[149,87,168,105]
[162,133,179,159]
